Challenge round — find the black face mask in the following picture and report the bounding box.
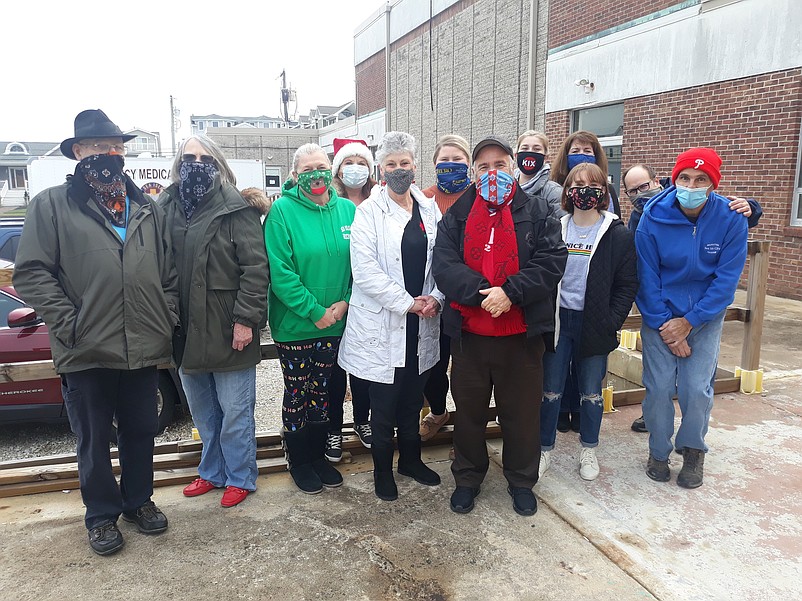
[516,151,545,176]
[76,153,128,227]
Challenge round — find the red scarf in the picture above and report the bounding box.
[453,194,527,336]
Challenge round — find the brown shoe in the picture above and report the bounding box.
[419,410,450,441]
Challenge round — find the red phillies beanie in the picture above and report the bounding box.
[671,147,722,189]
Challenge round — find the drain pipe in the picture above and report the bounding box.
[385,1,392,132]
[526,0,540,129]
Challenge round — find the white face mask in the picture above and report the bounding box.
[341,163,370,188]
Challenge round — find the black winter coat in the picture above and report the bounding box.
[562,215,638,358]
[433,185,568,340]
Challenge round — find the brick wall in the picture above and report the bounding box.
[546,68,802,300]
[356,50,386,118]
[548,0,678,49]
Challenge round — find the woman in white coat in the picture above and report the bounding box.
[338,131,444,501]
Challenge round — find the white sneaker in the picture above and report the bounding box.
[579,447,600,481]
[538,450,551,479]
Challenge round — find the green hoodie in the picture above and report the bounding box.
[265,179,355,342]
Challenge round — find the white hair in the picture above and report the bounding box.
[375,131,417,167]
[171,135,236,185]
[292,143,330,173]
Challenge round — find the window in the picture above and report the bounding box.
[265,166,282,189]
[10,168,27,189]
[198,121,205,130]
[211,121,219,128]
[4,142,27,154]
[0,291,24,328]
[572,103,624,195]
[793,122,802,227]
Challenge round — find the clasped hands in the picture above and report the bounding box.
[659,317,693,357]
[480,287,511,318]
[409,295,440,318]
[314,300,349,329]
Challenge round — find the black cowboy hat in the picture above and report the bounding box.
[60,109,135,160]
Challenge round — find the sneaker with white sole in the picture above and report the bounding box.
[538,450,551,479]
[325,432,343,463]
[353,422,372,449]
[579,447,600,481]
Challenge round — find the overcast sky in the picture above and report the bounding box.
[2,0,377,150]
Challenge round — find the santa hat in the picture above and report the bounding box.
[331,138,374,178]
[671,147,722,189]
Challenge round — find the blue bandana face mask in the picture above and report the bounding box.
[567,153,596,170]
[435,162,470,194]
[675,185,709,209]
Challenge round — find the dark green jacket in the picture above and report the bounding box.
[13,177,179,374]
[159,178,268,373]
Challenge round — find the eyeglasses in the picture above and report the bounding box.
[182,154,216,164]
[624,181,653,197]
[81,142,126,155]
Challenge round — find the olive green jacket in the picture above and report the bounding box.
[13,177,179,374]
[159,178,268,373]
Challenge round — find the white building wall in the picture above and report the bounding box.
[546,0,802,113]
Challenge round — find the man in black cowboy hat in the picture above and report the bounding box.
[13,109,179,556]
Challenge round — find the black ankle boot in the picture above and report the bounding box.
[283,427,323,494]
[372,446,398,501]
[677,448,705,489]
[306,420,344,488]
[397,437,440,486]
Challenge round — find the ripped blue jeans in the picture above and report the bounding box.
[541,308,608,450]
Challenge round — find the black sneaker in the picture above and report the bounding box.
[677,448,705,489]
[354,422,372,449]
[507,486,537,516]
[556,412,571,433]
[121,500,168,534]
[325,432,343,463]
[450,486,480,514]
[631,415,648,433]
[569,411,581,433]
[88,522,124,556]
[646,454,670,482]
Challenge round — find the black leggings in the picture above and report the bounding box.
[275,336,340,431]
[329,364,371,432]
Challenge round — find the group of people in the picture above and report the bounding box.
[12,108,756,556]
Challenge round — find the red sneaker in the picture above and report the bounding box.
[183,477,218,497]
[221,486,249,508]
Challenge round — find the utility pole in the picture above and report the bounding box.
[170,95,178,155]
[280,70,290,124]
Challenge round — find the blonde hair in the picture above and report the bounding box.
[515,130,550,154]
[432,134,470,165]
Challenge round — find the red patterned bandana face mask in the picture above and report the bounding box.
[476,169,516,208]
[77,153,127,227]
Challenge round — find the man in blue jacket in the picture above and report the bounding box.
[636,148,747,489]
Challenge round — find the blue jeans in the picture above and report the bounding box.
[179,366,258,491]
[541,308,608,450]
[641,310,725,461]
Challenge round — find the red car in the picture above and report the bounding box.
[0,276,186,432]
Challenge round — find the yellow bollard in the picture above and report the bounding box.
[735,367,764,394]
[191,427,201,441]
[619,330,639,350]
[602,385,616,413]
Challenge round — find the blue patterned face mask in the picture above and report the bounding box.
[676,185,708,209]
[435,162,470,194]
[476,169,516,206]
[567,153,596,170]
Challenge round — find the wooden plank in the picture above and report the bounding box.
[620,306,748,331]
[0,268,12,287]
[741,241,770,370]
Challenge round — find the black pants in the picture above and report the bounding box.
[423,328,451,415]
[450,333,544,489]
[62,367,159,530]
[370,364,430,452]
[329,363,371,433]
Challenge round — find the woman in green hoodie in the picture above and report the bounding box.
[265,143,356,495]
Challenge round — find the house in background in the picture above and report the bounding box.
[0,141,61,207]
[191,114,286,135]
[124,128,161,157]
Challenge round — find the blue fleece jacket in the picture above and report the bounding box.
[635,186,748,330]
